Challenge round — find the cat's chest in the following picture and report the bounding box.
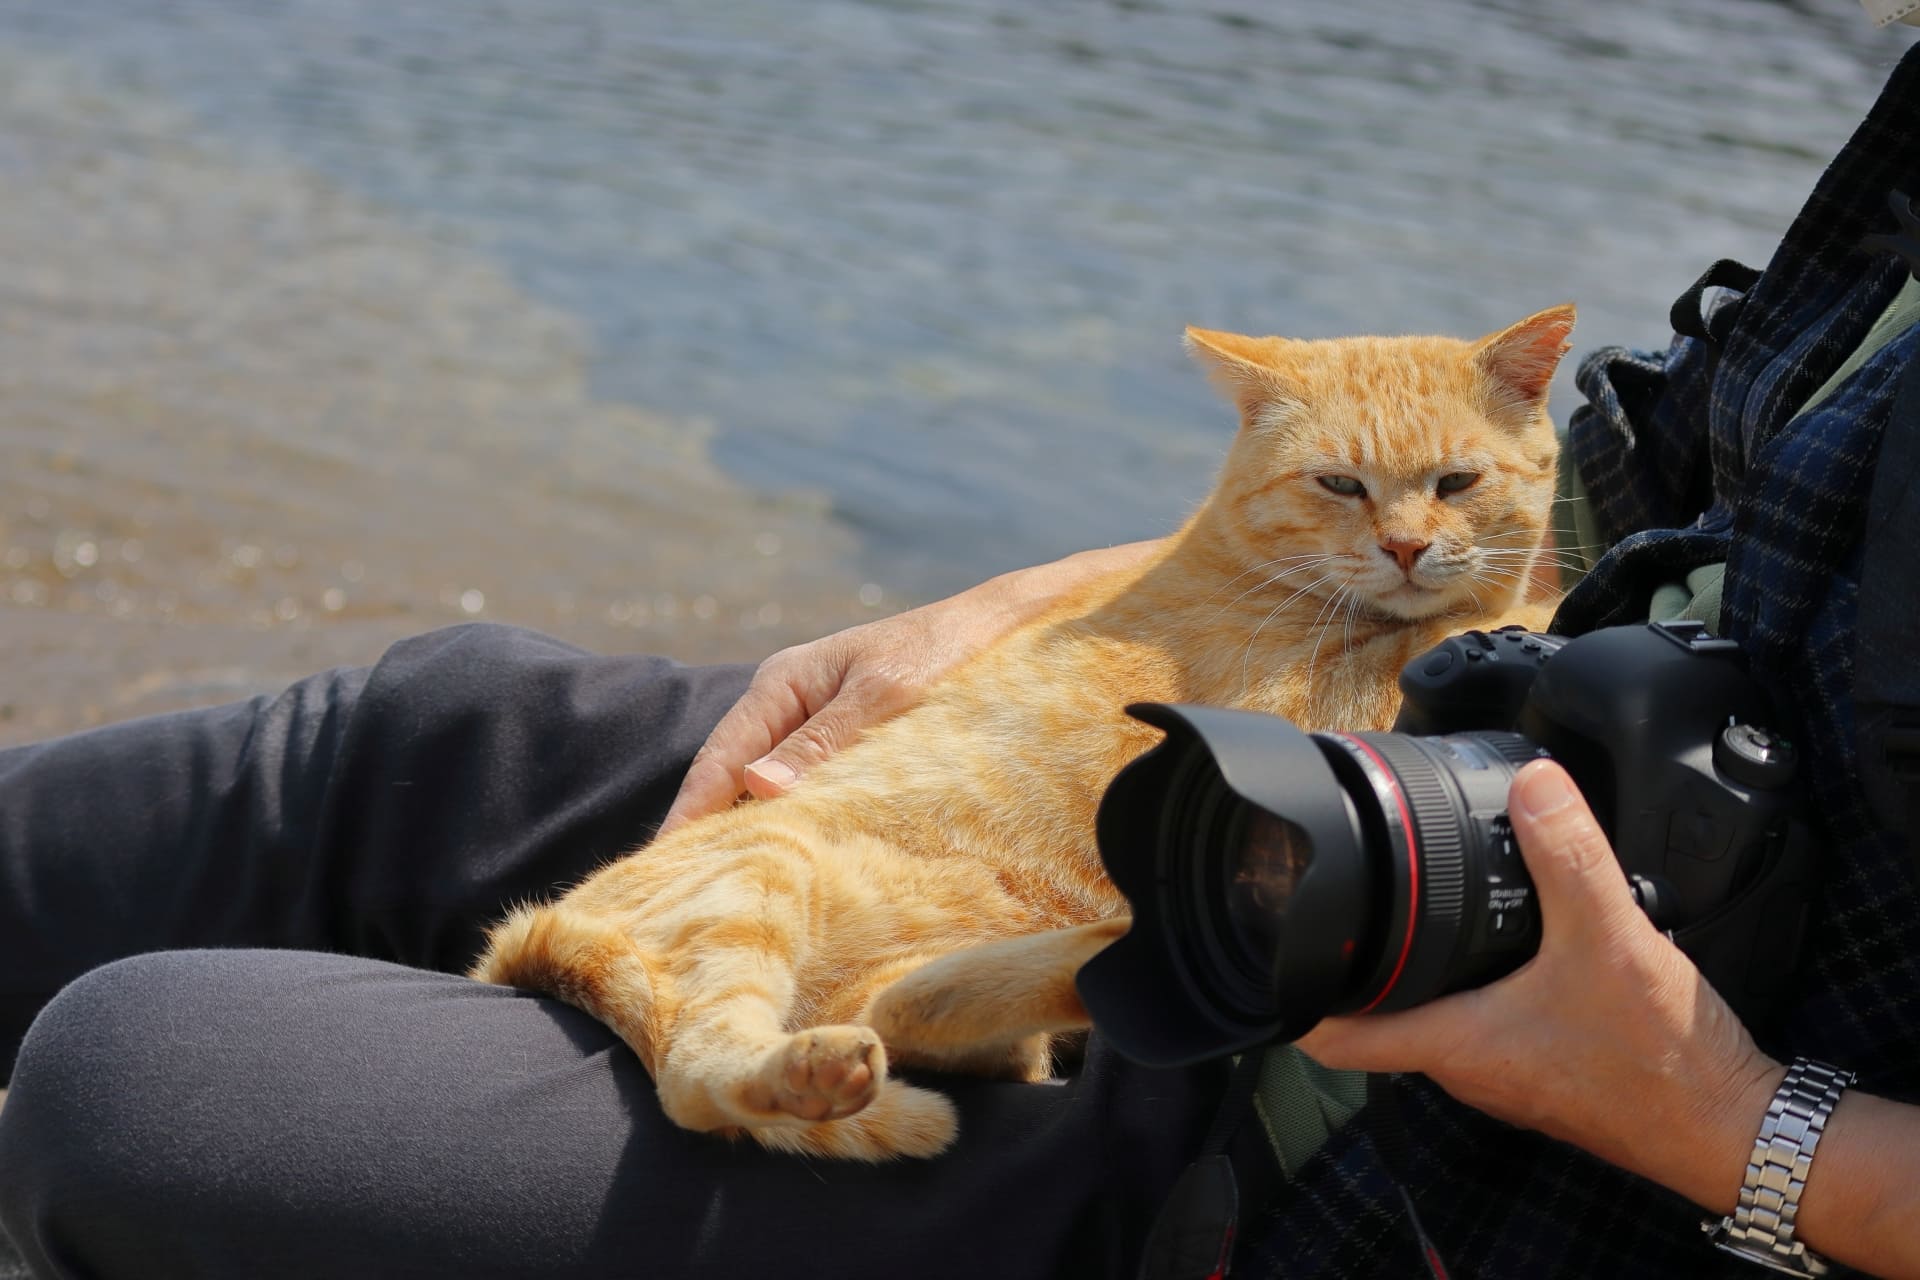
[1241,629,1416,732]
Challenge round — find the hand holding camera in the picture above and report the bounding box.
[1079,620,1815,1063]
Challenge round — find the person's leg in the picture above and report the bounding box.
[0,948,1219,1280]
[0,622,753,1077]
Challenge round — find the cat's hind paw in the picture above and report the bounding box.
[750,1081,958,1162]
[749,1025,885,1123]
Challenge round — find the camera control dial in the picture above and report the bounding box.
[1715,723,1798,790]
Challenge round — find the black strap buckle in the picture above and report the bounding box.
[1669,258,1763,349]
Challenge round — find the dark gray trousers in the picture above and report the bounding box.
[0,624,1220,1279]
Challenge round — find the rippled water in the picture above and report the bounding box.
[0,0,1911,739]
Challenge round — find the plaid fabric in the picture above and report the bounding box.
[1234,47,1920,1279]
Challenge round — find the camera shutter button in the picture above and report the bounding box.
[1715,724,1798,789]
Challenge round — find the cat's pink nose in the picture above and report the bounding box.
[1379,537,1429,575]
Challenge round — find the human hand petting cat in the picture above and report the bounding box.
[1299,759,1920,1280]
[659,538,1164,834]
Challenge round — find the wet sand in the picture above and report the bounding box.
[0,53,889,746]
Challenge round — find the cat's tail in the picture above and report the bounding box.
[470,905,661,1072]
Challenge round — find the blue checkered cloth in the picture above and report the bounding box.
[1233,45,1920,1279]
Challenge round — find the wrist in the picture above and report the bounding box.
[983,539,1164,620]
[1683,1054,1789,1216]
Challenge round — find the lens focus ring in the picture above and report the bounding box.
[1356,734,1467,923]
[1341,732,1470,1013]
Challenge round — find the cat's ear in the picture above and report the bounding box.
[1471,303,1577,409]
[1184,327,1305,424]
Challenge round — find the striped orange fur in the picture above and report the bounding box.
[471,304,1576,1160]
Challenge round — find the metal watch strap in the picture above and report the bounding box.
[1702,1057,1857,1276]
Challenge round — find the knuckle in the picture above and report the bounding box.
[786,721,842,759]
[1523,806,1612,875]
[685,742,733,775]
[847,671,914,713]
[1560,822,1615,874]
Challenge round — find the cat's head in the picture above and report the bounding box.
[1185,304,1574,622]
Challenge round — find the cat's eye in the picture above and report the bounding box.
[1317,475,1366,497]
[1436,471,1481,496]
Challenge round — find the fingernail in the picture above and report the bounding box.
[746,759,796,791]
[1514,763,1576,819]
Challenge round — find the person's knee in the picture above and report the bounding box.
[2,952,196,1169]
[0,952,236,1272]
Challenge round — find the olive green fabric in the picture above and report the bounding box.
[1554,424,1608,592]
[1251,1046,1371,1178]
[1799,274,1920,418]
[1648,562,1726,632]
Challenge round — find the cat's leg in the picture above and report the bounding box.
[478,869,957,1160]
[657,938,961,1161]
[847,953,1054,1081]
[472,904,662,1070]
[864,918,1130,1072]
[484,898,888,1129]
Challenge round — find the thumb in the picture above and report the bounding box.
[658,678,815,835]
[1507,759,1642,944]
[742,691,882,800]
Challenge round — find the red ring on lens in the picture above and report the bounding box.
[1336,733,1420,1012]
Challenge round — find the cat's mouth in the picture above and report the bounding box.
[1383,579,1441,597]
[1369,579,1456,618]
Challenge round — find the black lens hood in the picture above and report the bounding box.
[1078,703,1370,1068]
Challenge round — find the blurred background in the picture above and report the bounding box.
[0,0,1912,744]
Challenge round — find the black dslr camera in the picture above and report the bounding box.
[1078,621,1815,1068]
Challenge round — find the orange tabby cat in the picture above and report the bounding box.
[472,304,1574,1161]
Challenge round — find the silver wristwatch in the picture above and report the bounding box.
[1702,1057,1856,1276]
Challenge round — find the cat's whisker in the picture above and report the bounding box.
[1303,582,1355,700]
[1475,567,1529,594]
[1484,521,1564,533]
[1213,556,1339,616]
[1341,586,1364,666]
[1476,545,1592,564]
[1479,539,1611,556]
[1474,533,1612,552]
[1477,552,1595,574]
[1240,572,1338,696]
[1203,552,1338,605]
[1198,552,1336,602]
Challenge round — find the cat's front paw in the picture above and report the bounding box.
[750,1026,885,1122]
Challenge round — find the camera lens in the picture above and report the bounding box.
[1080,704,1549,1066]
